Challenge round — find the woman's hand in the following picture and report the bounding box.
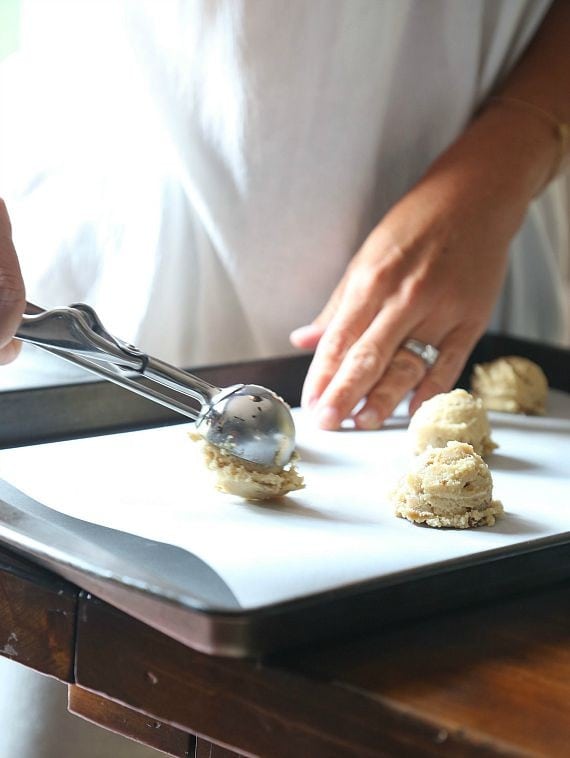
[291,105,553,430]
[0,200,26,364]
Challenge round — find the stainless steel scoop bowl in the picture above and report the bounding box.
[197,384,296,467]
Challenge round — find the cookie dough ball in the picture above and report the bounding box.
[392,441,503,529]
[471,356,548,415]
[190,433,304,500]
[409,388,496,458]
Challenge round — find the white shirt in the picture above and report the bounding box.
[1,0,567,377]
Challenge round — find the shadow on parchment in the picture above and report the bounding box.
[245,496,381,526]
[487,452,540,472]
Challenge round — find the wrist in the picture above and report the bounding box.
[483,97,568,190]
[440,104,561,204]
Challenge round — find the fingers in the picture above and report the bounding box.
[295,234,409,409]
[301,300,383,411]
[299,274,478,430]
[313,321,480,431]
[289,323,324,351]
[310,304,413,428]
[354,318,454,429]
[354,347,426,429]
[0,200,26,363]
[409,327,480,415]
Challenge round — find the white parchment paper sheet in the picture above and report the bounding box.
[1,392,569,609]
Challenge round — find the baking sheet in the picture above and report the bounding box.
[0,392,569,610]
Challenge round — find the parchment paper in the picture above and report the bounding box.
[1,391,568,609]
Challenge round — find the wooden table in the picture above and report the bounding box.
[1,335,569,756]
[1,543,569,757]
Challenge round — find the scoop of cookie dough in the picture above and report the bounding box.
[392,441,503,528]
[190,433,304,500]
[471,356,548,415]
[409,388,496,457]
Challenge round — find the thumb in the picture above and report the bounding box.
[0,200,26,364]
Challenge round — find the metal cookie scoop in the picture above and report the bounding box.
[15,303,295,468]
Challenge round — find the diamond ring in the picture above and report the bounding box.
[402,338,440,368]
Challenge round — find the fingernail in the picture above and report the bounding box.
[306,395,319,410]
[355,409,381,430]
[290,324,321,348]
[316,406,340,430]
[290,325,312,341]
[301,391,317,410]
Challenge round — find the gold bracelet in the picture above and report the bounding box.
[488,95,570,186]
